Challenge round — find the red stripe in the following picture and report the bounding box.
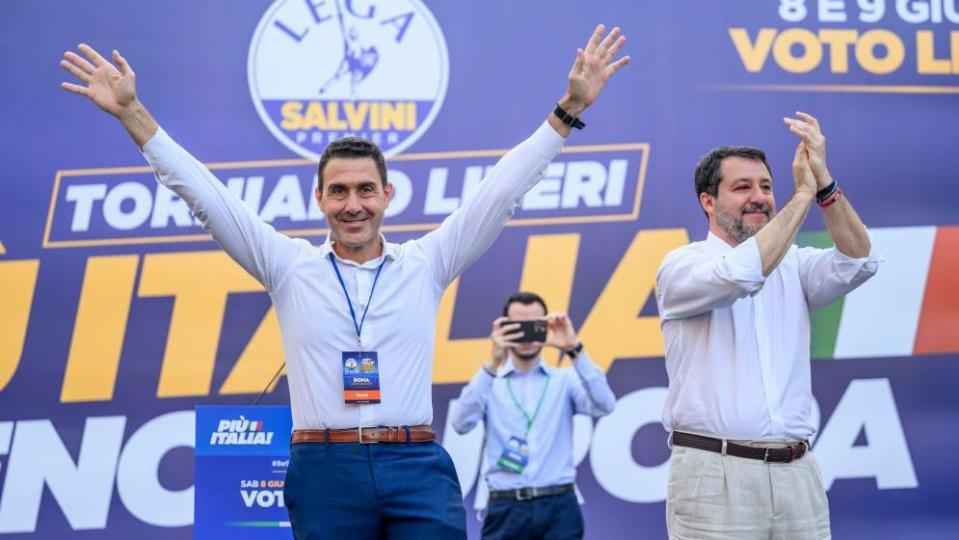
[915,226,959,354]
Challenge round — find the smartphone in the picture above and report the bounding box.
[504,319,547,343]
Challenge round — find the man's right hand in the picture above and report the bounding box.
[61,44,158,148]
[791,143,818,199]
[486,317,521,374]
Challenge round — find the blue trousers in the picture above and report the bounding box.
[284,441,466,540]
[481,491,584,540]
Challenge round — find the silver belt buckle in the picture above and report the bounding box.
[358,425,379,444]
[516,488,533,501]
[763,447,770,463]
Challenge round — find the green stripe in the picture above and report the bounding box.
[797,231,843,359]
[228,521,285,528]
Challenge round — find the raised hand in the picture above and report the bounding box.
[544,313,578,352]
[487,317,522,373]
[61,44,137,117]
[563,24,630,115]
[60,44,157,148]
[783,112,832,190]
[791,143,818,198]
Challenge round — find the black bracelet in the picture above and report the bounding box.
[553,104,585,129]
[816,180,838,202]
[564,342,584,359]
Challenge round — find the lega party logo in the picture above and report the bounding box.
[248,0,450,159]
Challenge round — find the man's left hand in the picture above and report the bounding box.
[783,111,832,190]
[545,313,578,353]
[559,24,630,117]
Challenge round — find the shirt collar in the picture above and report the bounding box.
[705,231,737,252]
[319,233,399,267]
[501,355,552,378]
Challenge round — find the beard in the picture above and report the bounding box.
[715,201,774,244]
[511,346,542,362]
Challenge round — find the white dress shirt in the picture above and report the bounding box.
[450,352,615,492]
[656,232,880,441]
[141,121,565,430]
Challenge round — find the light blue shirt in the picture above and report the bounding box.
[450,350,615,493]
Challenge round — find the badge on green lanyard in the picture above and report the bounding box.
[497,373,551,474]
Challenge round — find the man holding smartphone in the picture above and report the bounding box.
[450,292,616,540]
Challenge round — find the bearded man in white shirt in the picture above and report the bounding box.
[655,113,880,540]
[60,25,629,540]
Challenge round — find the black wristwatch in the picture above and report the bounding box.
[553,103,586,129]
[564,342,584,360]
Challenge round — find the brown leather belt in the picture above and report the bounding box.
[672,431,808,463]
[291,425,435,444]
[489,483,574,501]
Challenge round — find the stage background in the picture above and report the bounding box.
[1,0,957,538]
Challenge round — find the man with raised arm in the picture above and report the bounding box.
[61,25,628,540]
[656,114,880,539]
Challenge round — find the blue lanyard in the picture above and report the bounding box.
[328,252,386,346]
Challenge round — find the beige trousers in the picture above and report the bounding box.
[666,444,831,540]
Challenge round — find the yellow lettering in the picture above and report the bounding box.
[856,30,904,74]
[219,308,285,395]
[406,102,417,130]
[60,256,139,402]
[917,30,952,74]
[380,102,405,131]
[773,28,823,74]
[326,102,348,130]
[0,259,39,392]
[280,101,304,130]
[579,229,689,371]
[343,101,370,131]
[952,31,959,73]
[138,251,263,397]
[819,29,858,73]
[302,101,328,130]
[729,28,777,72]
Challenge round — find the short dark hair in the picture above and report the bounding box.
[502,291,548,317]
[694,146,771,199]
[317,137,388,192]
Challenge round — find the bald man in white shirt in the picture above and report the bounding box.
[656,113,880,540]
[61,25,629,540]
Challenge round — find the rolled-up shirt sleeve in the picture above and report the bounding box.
[141,128,306,291]
[797,241,881,310]
[656,236,766,321]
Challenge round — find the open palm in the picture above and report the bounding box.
[61,44,137,117]
[567,25,630,109]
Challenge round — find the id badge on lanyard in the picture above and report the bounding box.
[497,373,551,474]
[329,253,386,405]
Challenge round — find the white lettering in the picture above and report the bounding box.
[260,175,307,222]
[815,379,918,490]
[590,387,669,503]
[0,417,125,532]
[103,182,153,230]
[65,184,107,232]
[116,411,193,527]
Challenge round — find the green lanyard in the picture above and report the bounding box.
[506,373,552,435]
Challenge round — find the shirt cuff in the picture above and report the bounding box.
[140,126,171,163]
[571,350,603,380]
[527,120,566,160]
[721,236,766,294]
[832,240,883,282]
